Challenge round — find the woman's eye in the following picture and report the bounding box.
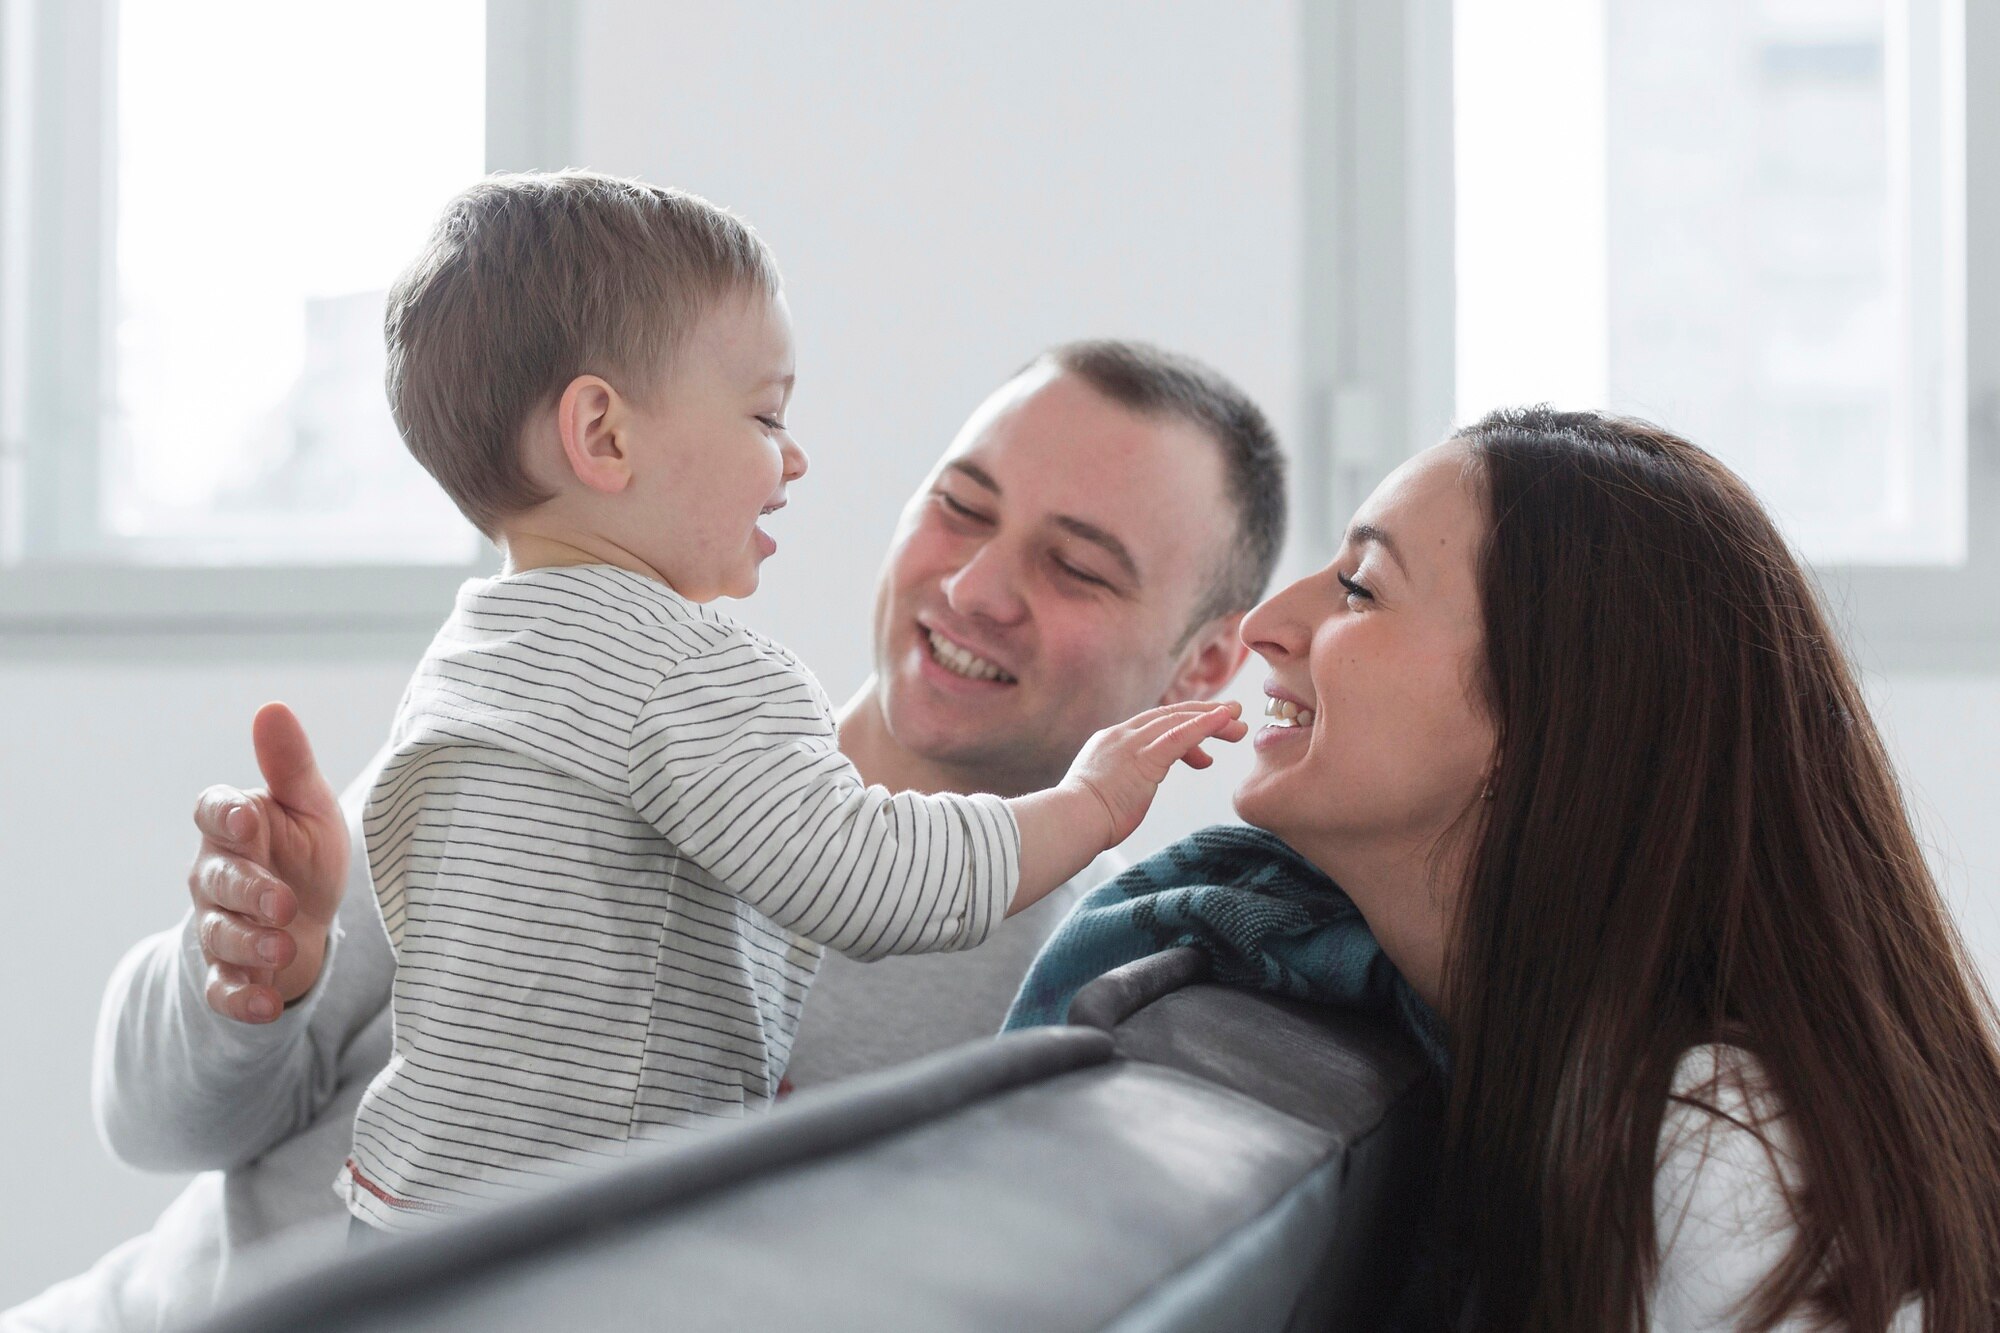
[1336,571,1373,605]
[756,415,787,431]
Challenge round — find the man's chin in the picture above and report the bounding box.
[887,684,1012,752]
[883,681,1034,762]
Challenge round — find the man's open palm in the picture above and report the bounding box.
[188,702,349,1022]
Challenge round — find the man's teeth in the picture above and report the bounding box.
[927,629,1016,683]
[1263,698,1316,728]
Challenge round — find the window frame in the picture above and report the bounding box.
[0,0,575,634]
[1301,0,1998,673]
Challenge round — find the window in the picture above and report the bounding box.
[0,0,574,627]
[108,0,485,565]
[1303,0,1995,668]
[1453,0,1964,566]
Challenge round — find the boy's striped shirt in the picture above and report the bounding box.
[339,564,1018,1231]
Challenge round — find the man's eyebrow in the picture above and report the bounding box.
[1052,516,1141,586]
[944,460,1001,493]
[941,461,1141,585]
[1348,522,1409,577]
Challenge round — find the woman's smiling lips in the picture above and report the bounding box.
[1255,682,1316,752]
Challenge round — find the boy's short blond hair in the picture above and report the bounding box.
[385,171,780,538]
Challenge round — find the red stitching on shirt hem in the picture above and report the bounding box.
[346,1158,451,1214]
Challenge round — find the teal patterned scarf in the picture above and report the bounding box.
[1002,824,1448,1072]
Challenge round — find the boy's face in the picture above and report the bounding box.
[621,289,805,601]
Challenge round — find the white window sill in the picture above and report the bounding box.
[0,563,490,636]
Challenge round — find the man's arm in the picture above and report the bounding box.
[91,720,396,1172]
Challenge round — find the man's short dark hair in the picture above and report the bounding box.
[1038,339,1286,636]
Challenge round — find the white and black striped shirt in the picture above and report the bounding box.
[339,565,1019,1230]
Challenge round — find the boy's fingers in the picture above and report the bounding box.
[1133,702,1239,738]
[1129,699,1239,728]
[1120,719,1230,771]
[1165,699,1241,718]
[1143,707,1245,759]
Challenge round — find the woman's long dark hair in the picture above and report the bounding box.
[1444,407,2000,1330]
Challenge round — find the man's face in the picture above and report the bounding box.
[871,365,1240,793]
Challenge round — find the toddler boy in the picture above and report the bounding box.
[338,172,1242,1231]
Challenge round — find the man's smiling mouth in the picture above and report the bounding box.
[924,627,1017,683]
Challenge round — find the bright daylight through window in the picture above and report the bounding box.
[107,0,485,564]
[1454,0,1965,566]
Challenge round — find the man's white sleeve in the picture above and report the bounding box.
[90,752,396,1171]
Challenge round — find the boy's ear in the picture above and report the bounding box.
[1158,610,1250,705]
[556,375,633,494]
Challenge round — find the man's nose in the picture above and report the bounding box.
[940,540,1028,625]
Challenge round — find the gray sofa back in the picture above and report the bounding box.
[197,949,1440,1333]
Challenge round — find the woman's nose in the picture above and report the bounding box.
[1239,576,1309,660]
[782,437,809,483]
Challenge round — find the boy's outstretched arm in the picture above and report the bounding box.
[1006,700,1246,917]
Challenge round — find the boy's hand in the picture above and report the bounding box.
[187,702,348,1023]
[1061,700,1248,846]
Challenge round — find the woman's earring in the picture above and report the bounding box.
[1480,776,1496,801]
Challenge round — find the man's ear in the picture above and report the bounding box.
[556,375,633,494]
[1158,610,1250,704]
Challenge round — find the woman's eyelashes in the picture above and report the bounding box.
[1336,570,1374,606]
[756,414,788,431]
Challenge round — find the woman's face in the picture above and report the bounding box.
[1233,441,1496,881]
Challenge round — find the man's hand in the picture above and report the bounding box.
[1062,700,1248,846]
[188,702,349,1023]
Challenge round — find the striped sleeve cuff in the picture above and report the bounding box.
[950,791,1019,953]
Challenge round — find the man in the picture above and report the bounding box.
[8,340,1284,1328]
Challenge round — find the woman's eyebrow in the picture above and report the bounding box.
[1347,522,1409,577]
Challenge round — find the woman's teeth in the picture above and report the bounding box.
[1263,698,1316,728]
[927,629,1015,683]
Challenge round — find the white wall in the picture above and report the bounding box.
[0,637,425,1307]
[1863,671,2000,991]
[6,0,1998,1312]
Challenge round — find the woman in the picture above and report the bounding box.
[1233,407,2000,1329]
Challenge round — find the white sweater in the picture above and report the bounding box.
[1650,1045,1923,1331]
